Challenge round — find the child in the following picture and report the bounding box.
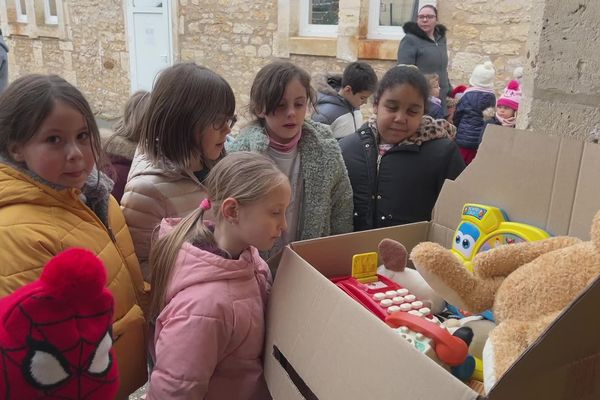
[101,89,149,202]
[425,73,446,120]
[147,151,288,399]
[0,74,147,398]
[311,61,378,139]
[485,79,521,128]
[339,65,465,231]
[454,61,497,165]
[122,63,236,279]
[228,61,353,259]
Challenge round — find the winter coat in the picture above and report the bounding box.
[427,98,445,120]
[397,22,450,111]
[339,123,465,231]
[0,36,8,93]
[100,128,138,203]
[0,160,148,400]
[227,119,353,240]
[454,88,496,149]
[148,219,271,400]
[121,151,211,279]
[311,74,363,139]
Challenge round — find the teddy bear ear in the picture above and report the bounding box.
[378,239,407,272]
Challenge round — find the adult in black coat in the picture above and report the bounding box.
[397,5,450,112]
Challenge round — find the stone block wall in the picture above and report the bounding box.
[4,1,130,118]
[3,0,531,121]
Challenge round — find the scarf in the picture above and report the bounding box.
[267,129,302,153]
[495,112,516,127]
[368,114,456,153]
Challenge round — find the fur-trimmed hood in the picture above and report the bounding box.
[402,21,447,42]
[100,128,138,161]
[483,107,496,120]
[313,73,342,97]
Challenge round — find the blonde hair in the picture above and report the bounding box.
[148,151,289,319]
[424,73,440,89]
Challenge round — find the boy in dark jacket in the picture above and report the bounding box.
[312,61,378,139]
[455,61,496,165]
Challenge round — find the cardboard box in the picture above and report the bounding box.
[264,125,600,400]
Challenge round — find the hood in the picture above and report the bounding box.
[0,37,8,53]
[158,218,263,303]
[101,128,137,160]
[483,107,496,120]
[313,73,342,96]
[402,21,447,42]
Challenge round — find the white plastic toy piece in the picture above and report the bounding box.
[377,239,446,314]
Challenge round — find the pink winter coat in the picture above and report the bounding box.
[147,219,272,400]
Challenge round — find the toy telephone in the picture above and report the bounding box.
[386,311,468,367]
[331,252,433,321]
[451,204,550,272]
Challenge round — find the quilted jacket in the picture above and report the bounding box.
[0,161,148,400]
[121,150,211,279]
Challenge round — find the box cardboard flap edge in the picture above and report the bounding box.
[265,237,478,400]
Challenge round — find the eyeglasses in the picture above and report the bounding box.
[212,114,237,130]
[417,15,436,21]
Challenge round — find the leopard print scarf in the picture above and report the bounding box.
[368,115,456,146]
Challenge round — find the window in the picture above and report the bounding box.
[44,0,58,25]
[15,0,28,23]
[299,0,339,38]
[368,0,420,39]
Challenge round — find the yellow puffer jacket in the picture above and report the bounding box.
[0,162,148,400]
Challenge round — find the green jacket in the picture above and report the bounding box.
[227,119,353,240]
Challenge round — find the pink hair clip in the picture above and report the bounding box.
[199,198,212,211]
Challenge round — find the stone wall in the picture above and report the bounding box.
[517,0,600,139]
[441,0,531,92]
[4,1,130,118]
[3,0,532,121]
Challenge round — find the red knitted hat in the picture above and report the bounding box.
[497,80,521,111]
[0,248,118,399]
[450,85,468,99]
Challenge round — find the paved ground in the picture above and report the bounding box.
[129,382,148,399]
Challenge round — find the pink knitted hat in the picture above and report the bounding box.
[497,80,521,111]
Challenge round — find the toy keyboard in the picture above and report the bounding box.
[331,274,432,321]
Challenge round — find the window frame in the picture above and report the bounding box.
[367,0,436,40]
[15,0,28,23]
[44,0,58,25]
[298,0,339,38]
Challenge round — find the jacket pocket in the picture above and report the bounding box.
[112,304,148,400]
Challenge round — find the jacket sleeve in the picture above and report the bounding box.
[120,177,167,277]
[148,314,230,400]
[311,109,330,125]
[329,148,354,234]
[397,35,417,65]
[445,143,467,180]
[453,98,466,128]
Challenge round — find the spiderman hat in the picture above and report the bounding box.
[0,248,118,399]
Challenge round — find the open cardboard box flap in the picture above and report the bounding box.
[265,125,600,399]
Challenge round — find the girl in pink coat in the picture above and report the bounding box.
[147,151,291,400]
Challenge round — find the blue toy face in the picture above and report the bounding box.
[453,222,480,259]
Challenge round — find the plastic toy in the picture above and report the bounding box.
[377,239,446,314]
[0,248,118,399]
[386,311,469,367]
[410,209,600,393]
[452,204,550,272]
[332,251,435,321]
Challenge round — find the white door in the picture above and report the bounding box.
[126,0,172,91]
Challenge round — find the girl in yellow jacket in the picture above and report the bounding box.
[0,74,148,400]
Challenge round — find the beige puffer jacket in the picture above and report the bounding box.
[121,151,210,279]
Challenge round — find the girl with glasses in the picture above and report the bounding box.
[122,63,236,279]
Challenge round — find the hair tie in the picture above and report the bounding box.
[199,198,212,211]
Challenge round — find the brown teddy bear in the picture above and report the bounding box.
[410,209,600,393]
